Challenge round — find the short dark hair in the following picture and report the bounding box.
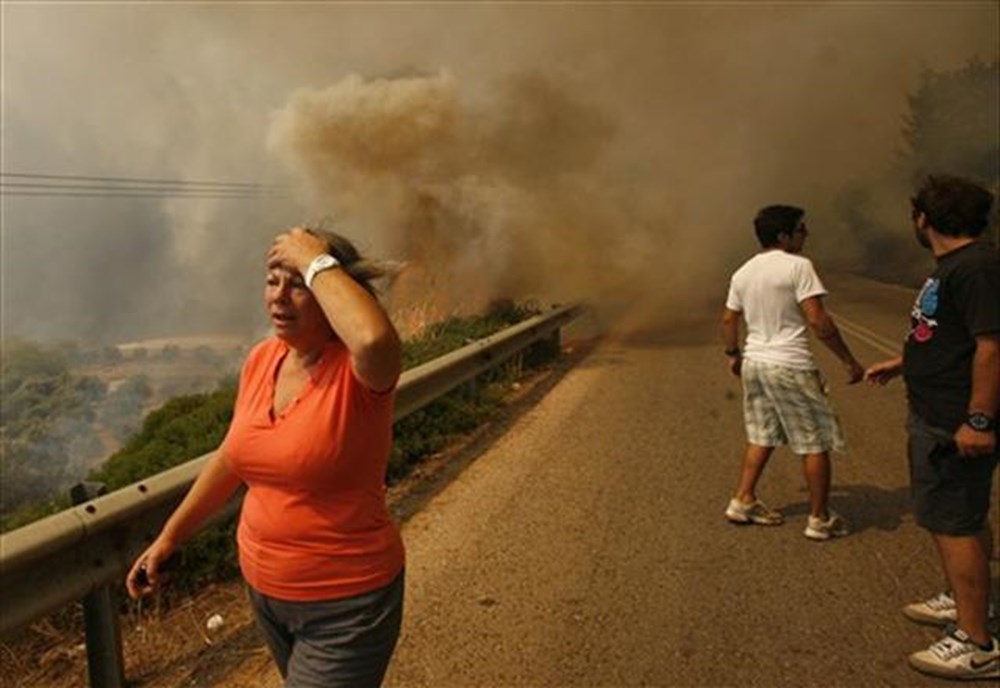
[754,205,804,247]
[911,175,994,238]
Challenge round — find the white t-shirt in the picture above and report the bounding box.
[725,250,827,369]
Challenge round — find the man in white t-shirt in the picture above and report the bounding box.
[721,205,865,540]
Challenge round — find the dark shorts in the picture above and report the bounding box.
[248,570,404,688]
[908,413,998,536]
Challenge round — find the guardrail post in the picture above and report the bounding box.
[551,326,562,350]
[70,481,127,688]
[526,327,561,369]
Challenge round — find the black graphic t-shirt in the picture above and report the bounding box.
[903,241,1000,431]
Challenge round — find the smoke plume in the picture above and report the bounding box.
[267,71,645,328]
[1,3,997,344]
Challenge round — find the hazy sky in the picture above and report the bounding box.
[2,2,997,344]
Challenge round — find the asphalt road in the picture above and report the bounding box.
[381,273,999,688]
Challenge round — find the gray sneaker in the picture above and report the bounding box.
[725,498,783,526]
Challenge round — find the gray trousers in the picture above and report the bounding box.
[248,570,404,688]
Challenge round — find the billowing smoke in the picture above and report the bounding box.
[2,3,997,344]
[266,71,648,329]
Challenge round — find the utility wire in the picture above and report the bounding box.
[0,172,290,200]
[0,172,289,199]
[3,191,279,199]
[1,172,287,190]
[2,190,285,200]
[3,182,279,194]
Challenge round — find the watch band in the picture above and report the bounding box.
[304,254,340,289]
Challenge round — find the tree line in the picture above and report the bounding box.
[836,57,999,286]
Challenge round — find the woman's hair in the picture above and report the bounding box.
[303,225,398,297]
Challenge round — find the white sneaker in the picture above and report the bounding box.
[724,498,783,526]
[904,591,958,626]
[803,511,849,540]
[903,591,998,627]
[908,629,1000,680]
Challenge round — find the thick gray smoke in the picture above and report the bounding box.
[2,3,997,344]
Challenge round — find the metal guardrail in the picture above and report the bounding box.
[0,303,582,639]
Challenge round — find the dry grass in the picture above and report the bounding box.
[2,584,261,688]
[123,584,260,687]
[1,612,88,686]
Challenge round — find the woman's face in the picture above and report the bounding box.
[264,266,329,343]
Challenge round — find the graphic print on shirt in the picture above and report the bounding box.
[908,277,940,343]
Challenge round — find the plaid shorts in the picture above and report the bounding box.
[741,358,845,454]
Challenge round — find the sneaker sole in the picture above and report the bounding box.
[725,512,783,526]
[804,528,848,541]
[902,608,998,628]
[902,607,956,627]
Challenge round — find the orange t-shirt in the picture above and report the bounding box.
[220,337,404,601]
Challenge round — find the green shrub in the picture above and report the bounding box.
[90,383,236,490]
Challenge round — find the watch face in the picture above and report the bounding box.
[968,413,992,431]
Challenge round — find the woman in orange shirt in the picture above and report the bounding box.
[127,227,405,687]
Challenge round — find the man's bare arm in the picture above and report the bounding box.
[864,356,903,386]
[954,334,999,457]
[800,296,864,383]
[721,307,743,377]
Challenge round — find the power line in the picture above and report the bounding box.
[2,190,280,200]
[2,182,280,194]
[2,189,285,200]
[0,173,291,200]
[1,172,287,190]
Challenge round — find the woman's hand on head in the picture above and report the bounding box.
[125,537,176,599]
[267,227,329,274]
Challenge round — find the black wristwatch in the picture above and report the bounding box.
[965,412,996,432]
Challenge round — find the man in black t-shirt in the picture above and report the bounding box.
[866,175,999,680]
